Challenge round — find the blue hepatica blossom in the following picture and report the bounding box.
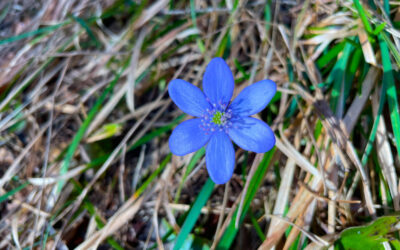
[168,58,276,184]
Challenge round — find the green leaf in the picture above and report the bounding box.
[0,31,80,111]
[87,123,122,143]
[382,0,390,17]
[134,153,171,198]
[0,20,70,46]
[217,148,276,248]
[174,147,206,203]
[372,22,386,35]
[216,33,230,58]
[57,61,129,192]
[346,47,362,97]
[361,77,386,166]
[316,41,346,68]
[173,178,215,250]
[390,240,400,250]
[329,42,353,114]
[130,114,185,151]
[71,15,101,49]
[78,115,182,171]
[378,34,400,160]
[250,210,266,241]
[0,182,29,203]
[189,0,205,53]
[334,216,400,249]
[233,59,250,80]
[264,1,272,33]
[0,3,10,23]
[353,0,372,33]
[381,32,400,68]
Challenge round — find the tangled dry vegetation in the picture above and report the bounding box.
[1,0,400,249]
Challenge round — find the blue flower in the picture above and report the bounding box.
[168,58,276,184]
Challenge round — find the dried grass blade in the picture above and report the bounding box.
[358,27,377,65]
[126,28,147,113]
[216,149,275,249]
[275,138,323,182]
[0,122,50,190]
[29,165,86,186]
[267,158,295,237]
[373,92,399,210]
[343,67,378,132]
[76,195,146,249]
[56,65,126,193]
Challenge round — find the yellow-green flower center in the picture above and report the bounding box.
[211,111,225,125]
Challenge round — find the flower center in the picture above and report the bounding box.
[211,111,225,125]
[199,101,233,135]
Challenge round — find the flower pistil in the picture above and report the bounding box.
[200,101,233,134]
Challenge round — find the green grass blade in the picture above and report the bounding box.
[189,0,205,53]
[57,62,129,192]
[130,114,185,151]
[70,15,101,49]
[134,153,171,198]
[378,34,400,160]
[233,59,250,80]
[264,0,272,33]
[391,240,400,249]
[381,32,400,68]
[0,60,51,111]
[0,3,10,23]
[346,47,362,95]
[217,148,276,248]
[372,22,386,35]
[173,178,215,250]
[0,182,29,203]
[353,0,372,33]
[329,43,353,114]
[72,181,124,250]
[174,147,205,203]
[383,0,390,17]
[361,76,386,166]
[216,33,230,58]
[316,41,346,68]
[80,115,182,171]
[250,210,266,241]
[0,20,70,46]
[0,31,80,111]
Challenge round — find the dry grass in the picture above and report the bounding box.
[0,0,400,249]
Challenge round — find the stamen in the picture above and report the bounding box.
[211,111,225,125]
[201,99,234,135]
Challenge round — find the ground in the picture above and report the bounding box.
[0,0,400,249]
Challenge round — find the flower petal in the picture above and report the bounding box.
[206,132,235,184]
[228,117,275,153]
[230,79,276,116]
[168,79,211,117]
[203,57,234,106]
[169,119,211,156]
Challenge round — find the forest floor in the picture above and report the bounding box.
[1,0,400,249]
